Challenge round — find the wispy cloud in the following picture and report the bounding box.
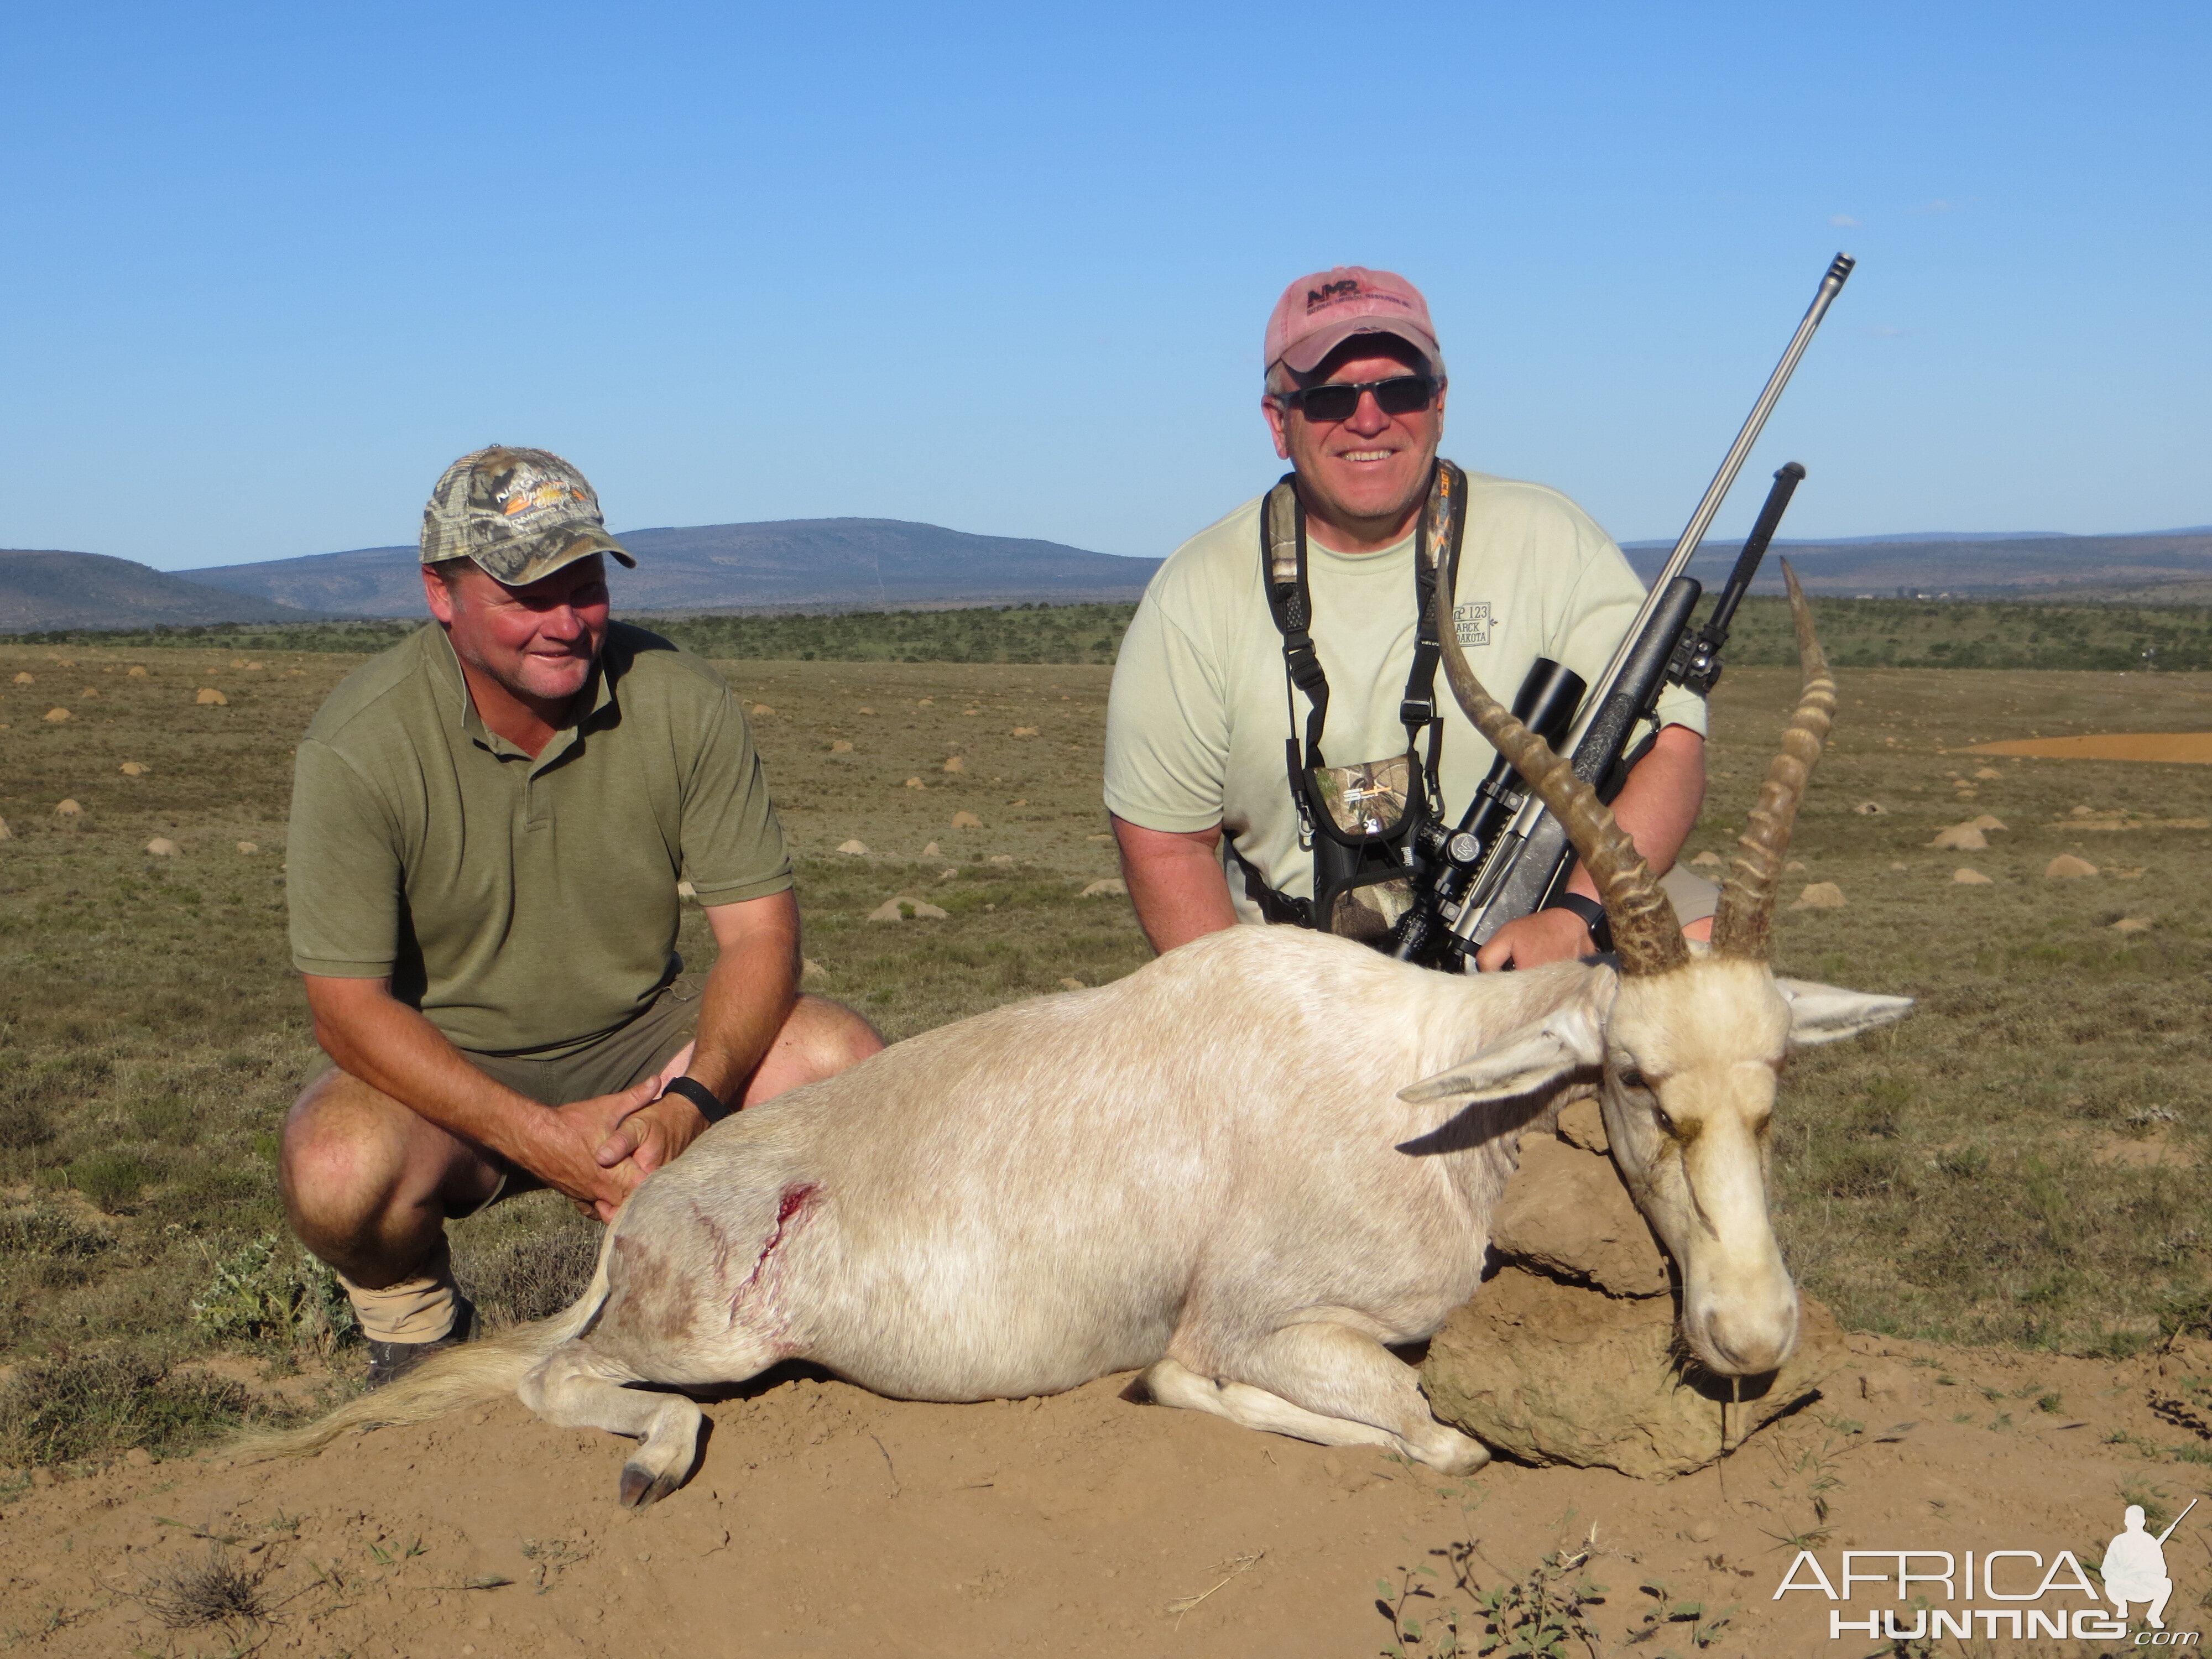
[1830,213,1860,228]
[1911,199,1957,214]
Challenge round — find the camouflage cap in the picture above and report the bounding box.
[419,446,635,586]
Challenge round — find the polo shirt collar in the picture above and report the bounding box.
[425,624,620,765]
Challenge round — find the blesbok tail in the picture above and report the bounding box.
[227,1230,615,1460]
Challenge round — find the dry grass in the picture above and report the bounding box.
[1,638,2206,1468]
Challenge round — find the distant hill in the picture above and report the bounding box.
[180,518,1161,618]
[1621,528,2212,600]
[0,549,326,632]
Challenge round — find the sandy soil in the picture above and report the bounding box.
[4,1337,2207,1657]
[1970,732,2212,762]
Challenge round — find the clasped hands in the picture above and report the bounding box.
[530,1044,709,1223]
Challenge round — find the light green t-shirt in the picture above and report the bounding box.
[1103,471,1707,924]
[287,622,792,1056]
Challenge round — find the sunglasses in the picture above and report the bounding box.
[1282,374,1438,423]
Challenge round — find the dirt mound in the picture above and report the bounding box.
[1423,1114,1841,1478]
[1928,823,1986,851]
[2046,854,2100,878]
[1971,732,2212,762]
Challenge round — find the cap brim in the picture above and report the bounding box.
[472,526,636,587]
[1279,319,1443,378]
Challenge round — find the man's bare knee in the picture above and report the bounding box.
[742,997,884,1105]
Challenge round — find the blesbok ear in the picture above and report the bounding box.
[1399,992,1611,1105]
[1773,978,1914,1046]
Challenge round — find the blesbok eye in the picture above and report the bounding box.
[1616,1067,1647,1092]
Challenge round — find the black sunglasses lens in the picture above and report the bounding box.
[1373,376,1435,415]
[1292,377,1433,421]
[1296,384,1360,421]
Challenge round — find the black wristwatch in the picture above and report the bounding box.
[1545,893,1615,954]
[658,1076,732,1128]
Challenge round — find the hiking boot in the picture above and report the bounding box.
[363,1296,476,1391]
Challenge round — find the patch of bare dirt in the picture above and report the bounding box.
[1972,732,2212,763]
[4,1338,2208,1656]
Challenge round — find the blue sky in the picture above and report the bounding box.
[3,2,2205,570]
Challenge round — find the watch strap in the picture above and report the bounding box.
[1545,893,1615,954]
[659,1075,732,1127]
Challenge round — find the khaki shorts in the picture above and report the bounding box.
[311,980,703,1216]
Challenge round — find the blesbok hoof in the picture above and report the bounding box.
[619,1459,684,1508]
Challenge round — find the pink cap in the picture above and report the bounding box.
[1265,266,1444,378]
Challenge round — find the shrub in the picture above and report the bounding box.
[189,1232,357,1352]
[0,1350,257,1466]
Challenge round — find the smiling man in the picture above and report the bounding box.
[280,446,880,1385]
[1105,268,1710,965]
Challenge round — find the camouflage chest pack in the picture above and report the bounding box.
[1227,461,1468,945]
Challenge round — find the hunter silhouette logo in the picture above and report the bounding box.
[2106,1499,2194,1631]
[1772,1496,2199,1642]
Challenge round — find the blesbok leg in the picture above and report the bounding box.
[518,1339,705,1508]
[1146,1322,1489,1474]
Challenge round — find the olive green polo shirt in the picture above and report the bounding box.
[286,622,791,1056]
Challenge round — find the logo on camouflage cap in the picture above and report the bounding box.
[419,446,636,586]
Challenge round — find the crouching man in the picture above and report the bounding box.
[280,446,881,1385]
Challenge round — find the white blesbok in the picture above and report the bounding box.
[244,567,1907,1505]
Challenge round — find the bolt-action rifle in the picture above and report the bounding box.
[1388,252,1855,971]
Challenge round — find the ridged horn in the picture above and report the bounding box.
[1432,583,1689,975]
[1709,561,1836,960]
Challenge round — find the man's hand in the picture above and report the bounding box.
[521,1078,666,1220]
[1474,906,1595,973]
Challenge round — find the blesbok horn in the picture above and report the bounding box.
[1709,561,1836,961]
[1432,585,1689,975]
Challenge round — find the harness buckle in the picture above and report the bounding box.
[1400,697,1435,728]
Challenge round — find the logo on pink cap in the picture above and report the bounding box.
[1265,266,1443,378]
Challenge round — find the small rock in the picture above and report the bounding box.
[236,841,259,854]
[1087,832,1113,842]
[916,697,933,707]
[1688,1517,1719,1542]
[2045,854,2099,879]
[836,839,870,855]
[1058,977,1086,991]
[194,687,228,706]
[801,958,826,978]
[942,756,964,773]
[43,707,71,723]
[828,739,853,754]
[30,1467,56,1489]
[1789,881,1844,910]
[749,704,776,718]
[1688,850,1723,868]
[904,777,926,790]
[951,811,983,829]
[867,896,950,921]
[145,838,180,857]
[1012,726,1039,737]
[921,841,941,857]
[985,853,1015,867]
[858,706,874,715]
[1888,860,1909,872]
[1970,814,2007,831]
[79,687,100,698]
[119,761,147,776]
[1852,800,1886,816]
[54,798,83,816]
[1952,867,1993,885]
[1784,859,1806,872]
[1079,878,1126,898]
[11,671,32,685]
[1972,766,2001,780]
[1555,1098,1608,1154]
[2109,917,2152,933]
[0,818,10,841]
[1928,824,1986,851]
[127,665,148,677]
[938,867,959,879]
[124,1447,154,1468]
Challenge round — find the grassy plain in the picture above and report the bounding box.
[12,588,2212,670]
[0,629,2208,1470]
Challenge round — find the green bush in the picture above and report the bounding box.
[189,1232,357,1353]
